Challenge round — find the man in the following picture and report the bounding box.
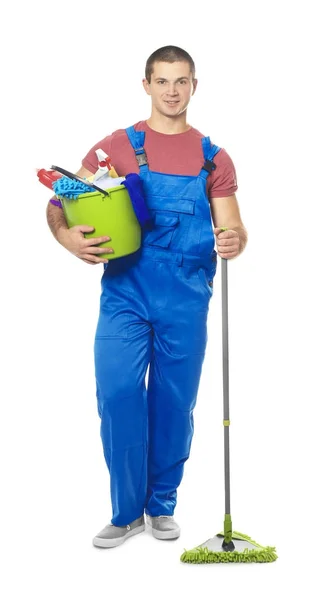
[47,45,248,549]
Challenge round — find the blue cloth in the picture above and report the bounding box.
[94,125,221,526]
[122,173,154,230]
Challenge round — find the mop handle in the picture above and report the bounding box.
[219,228,232,521]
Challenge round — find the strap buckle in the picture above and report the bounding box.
[202,159,217,173]
[135,147,148,167]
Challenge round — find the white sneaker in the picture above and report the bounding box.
[93,515,145,548]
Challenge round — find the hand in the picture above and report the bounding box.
[57,225,114,265]
[213,227,240,259]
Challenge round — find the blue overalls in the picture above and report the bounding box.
[94,125,221,526]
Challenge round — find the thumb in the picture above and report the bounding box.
[74,224,95,233]
[214,226,229,235]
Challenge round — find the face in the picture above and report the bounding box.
[142,61,198,117]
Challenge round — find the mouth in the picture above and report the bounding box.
[165,100,179,106]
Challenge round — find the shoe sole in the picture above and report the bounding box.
[93,524,145,548]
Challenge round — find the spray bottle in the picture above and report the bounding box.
[93,149,119,181]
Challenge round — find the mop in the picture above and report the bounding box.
[180,230,278,564]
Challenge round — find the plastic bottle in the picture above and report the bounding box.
[36,168,62,190]
[93,149,114,181]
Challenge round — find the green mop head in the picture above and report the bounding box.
[180,530,277,564]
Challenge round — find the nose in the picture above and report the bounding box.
[166,82,178,96]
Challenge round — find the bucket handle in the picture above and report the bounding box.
[51,165,109,196]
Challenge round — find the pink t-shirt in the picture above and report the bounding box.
[82,120,238,198]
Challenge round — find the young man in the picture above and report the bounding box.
[47,45,248,549]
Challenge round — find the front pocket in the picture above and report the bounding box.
[145,212,180,248]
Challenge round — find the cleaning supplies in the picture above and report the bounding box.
[52,177,97,200]
[108,166,119,178]
[51,165,109,196]
[93,149,116,181]
[88,173,125,191]
[122,173,154,230]
[36,168,62,190]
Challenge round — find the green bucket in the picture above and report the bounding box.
[60,184,141,260]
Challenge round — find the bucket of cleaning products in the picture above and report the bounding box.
[38,151,153,260]
[47,164,153,260]
[60,184,142,260]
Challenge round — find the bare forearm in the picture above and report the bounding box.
[46,201,68,242]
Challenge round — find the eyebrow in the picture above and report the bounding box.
[154,77,189,82]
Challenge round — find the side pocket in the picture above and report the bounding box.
[197,267,214,299]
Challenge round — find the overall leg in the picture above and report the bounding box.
[145,263,210,517]
[94,274,153,526]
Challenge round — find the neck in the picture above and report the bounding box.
[146,111,191,135]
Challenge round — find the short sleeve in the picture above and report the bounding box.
[209,148,238,198]
[81,135,113,173]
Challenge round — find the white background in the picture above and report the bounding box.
[1,0,334,598]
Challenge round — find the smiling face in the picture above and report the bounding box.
[142,60,198,119]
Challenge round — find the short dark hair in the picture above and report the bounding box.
[145,45,196,83]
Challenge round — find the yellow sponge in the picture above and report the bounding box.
[108,166,119,178]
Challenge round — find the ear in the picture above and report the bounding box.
[192,79,198,95]
[142,78,151,96]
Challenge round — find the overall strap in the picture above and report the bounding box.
[124,126,149,173]
[199,136,221,180]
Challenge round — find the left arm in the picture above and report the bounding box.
[209,194,248,259]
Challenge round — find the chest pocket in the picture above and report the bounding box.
[144,212,180,248]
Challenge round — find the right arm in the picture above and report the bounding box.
[46,166,114,265]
